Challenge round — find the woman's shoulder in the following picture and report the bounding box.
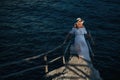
[72,27,77,30]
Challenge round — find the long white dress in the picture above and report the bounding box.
[69,27,91,61]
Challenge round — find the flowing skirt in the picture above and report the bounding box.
[74,35,91,61]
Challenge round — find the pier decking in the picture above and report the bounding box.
[45,54,102,80]
[44,39,102,80]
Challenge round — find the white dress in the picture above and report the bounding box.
[69,27,91,61]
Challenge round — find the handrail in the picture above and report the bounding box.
[86,40,94,57]
[86,30,95,62]
[2,65,46,78]
[63,40,72,64]
[1,43,66,79]
[0,43,65,68]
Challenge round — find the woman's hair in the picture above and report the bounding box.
[74,21,84,28]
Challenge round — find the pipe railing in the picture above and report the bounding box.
[1,42,67,79]
[1,31,95,79]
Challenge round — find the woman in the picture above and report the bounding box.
[64,18,91,61]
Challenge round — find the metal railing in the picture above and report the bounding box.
[1,31,95,79]
[1,42,69,79]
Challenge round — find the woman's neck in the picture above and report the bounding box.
[75,24,84,28]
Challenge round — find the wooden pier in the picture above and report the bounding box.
[45,41,102,80]
[0,39,102,80]
[45,54,102,80]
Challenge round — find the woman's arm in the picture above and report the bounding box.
[63,27,75,44]
[85,33,91,39]
[85,32,95,45]
[63,33,72,44]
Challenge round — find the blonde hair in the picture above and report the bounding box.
[76,18,82,21]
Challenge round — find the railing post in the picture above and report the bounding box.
[63,40,72,65]
[44,54,48,73]
[62,56,65,64]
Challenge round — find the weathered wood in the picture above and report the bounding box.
[46,55,102,80]
[48,56,62,64]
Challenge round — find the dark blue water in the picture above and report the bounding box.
[0,0,120,80]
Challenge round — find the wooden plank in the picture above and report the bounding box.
[48,56,62,64]
[46,56,102,80]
